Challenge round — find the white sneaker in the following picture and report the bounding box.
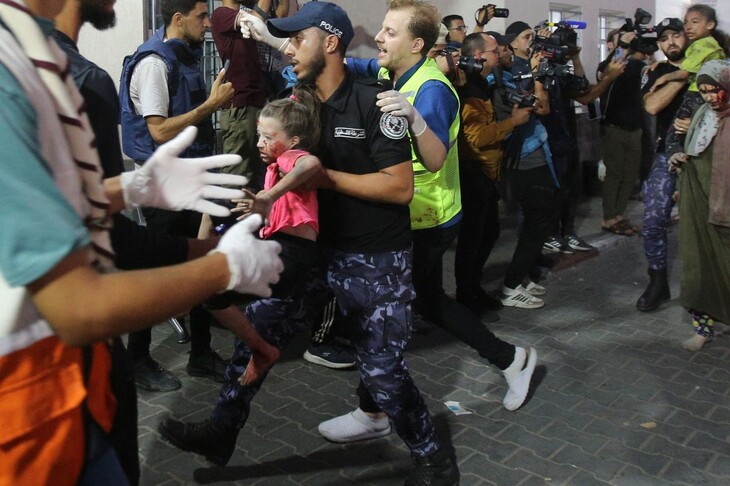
[318,408,391,443]
[502,347,538,411]
[524,280,546,296]
[501,285,544,309]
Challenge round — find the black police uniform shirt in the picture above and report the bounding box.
[315,71,413,254]
[641,62,687,153]
[599,58,645,130]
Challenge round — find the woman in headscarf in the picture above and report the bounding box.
[668,59,730,351]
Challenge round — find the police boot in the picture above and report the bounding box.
[404,448,460,486]
[636,267,670,312]
[158,418,237,466]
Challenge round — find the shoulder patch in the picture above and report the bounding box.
[379,112,408,140]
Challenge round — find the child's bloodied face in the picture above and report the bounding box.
[256,116,297,164]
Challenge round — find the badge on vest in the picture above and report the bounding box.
[334,127,366,139]
[380,113,407,140]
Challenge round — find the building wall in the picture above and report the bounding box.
[79,0,728,92]
[77,1,145,90]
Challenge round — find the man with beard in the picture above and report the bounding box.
[159,2,460,484]
[119,0,235,392]
[636,18,689,312]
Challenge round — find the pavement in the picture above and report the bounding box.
[134,195,730,485]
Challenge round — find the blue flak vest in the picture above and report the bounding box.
[119,26,213,162]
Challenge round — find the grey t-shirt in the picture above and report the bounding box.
[517,143,547,170]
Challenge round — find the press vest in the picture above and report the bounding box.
[120,26,213,161]
[379,58,462,229]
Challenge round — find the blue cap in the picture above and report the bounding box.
[267,1,354,48]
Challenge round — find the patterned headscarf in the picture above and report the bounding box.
[0,0,114,269]
[685,59,730,228]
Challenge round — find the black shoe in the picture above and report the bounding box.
[404,448,460,486]
[476,288,503,311]
[636,267,670,312]
[186,348,228,383]
[133,356,181,392]
[158,418,237,466]
[303,343,356,369]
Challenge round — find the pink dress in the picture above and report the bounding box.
[261,149,319,239]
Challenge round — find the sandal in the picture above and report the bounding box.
[601,219,634,236]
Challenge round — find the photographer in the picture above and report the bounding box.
[597,30,649,236]
[455,32,532,314]
[490,21,556,309]
[533,22,623,253]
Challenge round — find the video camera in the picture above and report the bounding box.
[620,8,658,55]
[529,20,586,88]
[531,20,584,64]
[475,4,509,25]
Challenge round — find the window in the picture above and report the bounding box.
[598,13,626,61]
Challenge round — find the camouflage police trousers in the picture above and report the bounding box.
[211,248,442,457]
[641,153,677,270]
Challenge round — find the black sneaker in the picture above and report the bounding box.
[303,343,356,369]
[186,348,228,383]
[404,448,460,486]
[542,235,563,253]
[133,356,181,392]
[158,418,237,466]
[565,234,594,251]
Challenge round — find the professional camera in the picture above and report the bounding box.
[528,20,584,88]
[457,55,486,76]
[475,4,509,26]
[437,46,486,77]
[620,8,658,55]
[504,89,537,108]
[490,66,537,109]
[531,20,583,64]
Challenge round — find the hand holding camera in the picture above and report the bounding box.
[475,4,509,27]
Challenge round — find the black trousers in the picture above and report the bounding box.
[454,160,501,300]
[551,152,581,237]
[504,165,557,289]
[127,208,212,358]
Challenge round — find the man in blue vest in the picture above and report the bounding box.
[119,0,235,391]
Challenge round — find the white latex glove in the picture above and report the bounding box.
[597,159,606,181]
[239,11,289,51]
[120,127,246,217]
[376,90,426,136]
[215,214,284,296]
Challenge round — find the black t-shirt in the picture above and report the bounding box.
[641,62,687,153]
[599,58,645,130]
[55,30,189,269]
[316,73,413,253]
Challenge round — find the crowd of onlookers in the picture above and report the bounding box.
[1,1,728,485]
